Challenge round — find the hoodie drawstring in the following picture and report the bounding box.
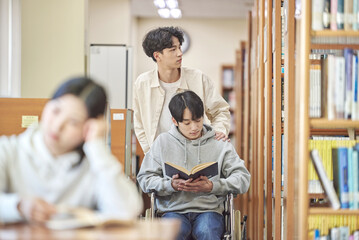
[197,140,201,164]
[184,140,187,167]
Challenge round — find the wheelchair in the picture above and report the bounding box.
[145,191,247,240]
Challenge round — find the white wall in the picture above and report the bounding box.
[19,0,248,98]
[21,0,85,98]
[135,18,248,89]
[88,0,132,45]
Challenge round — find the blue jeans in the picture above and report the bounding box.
[162,212,224,240]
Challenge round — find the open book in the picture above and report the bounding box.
[164,161,218,180]
[46,207,134,230]
[310,149,340,209]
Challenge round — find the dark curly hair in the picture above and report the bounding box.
[142,26,184,62]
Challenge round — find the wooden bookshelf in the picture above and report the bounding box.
[283,0,296,239]
[264,0,273,238]
[311,30,359,37]
[296,0,359,239]
[310,119,359,128]
[220,64,235,140]
[242,11,253,240]
[234,41,250,217]
[272,0,284,239]
[249,0,259,238]
[309,208,359,215]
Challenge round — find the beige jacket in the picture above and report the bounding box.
[133,67,230,153]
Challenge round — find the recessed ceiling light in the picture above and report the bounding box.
[170,8,182,18]
[158,8,171,18]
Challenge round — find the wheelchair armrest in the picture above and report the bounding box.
[150,191,156,219]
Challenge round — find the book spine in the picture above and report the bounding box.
[344,0,353,30]
[338,147,349,208]
[328,55,336,120]
[336,56,346,119]
[337,0,345,29]
[354,0,359,30]
[348,148,354,209]
[324,0,331,28]
[352,55,358,120]
[344,48,353,119]
[353,148,359,209]
[313,0,325,30]
[331,0,338,30]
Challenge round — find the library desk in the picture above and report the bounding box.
[0,219,180,240]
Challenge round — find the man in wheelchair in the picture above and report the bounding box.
[137,90,250,240]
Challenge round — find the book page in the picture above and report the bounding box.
[165,162,190,175]
[191,162,216,174]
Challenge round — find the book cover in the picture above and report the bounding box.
[311,149,341,209]
[344,48,353,119]
[46,207,134,230]
[352,144,359,209]
[332,147,350,208]
[164,161,218,180]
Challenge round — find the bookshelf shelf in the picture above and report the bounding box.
[309,208,359,215]
[311,30,359,37]
[311,43,359,50]
[308,193,326,199]
[310,119,359,129]
[310,128,359,136]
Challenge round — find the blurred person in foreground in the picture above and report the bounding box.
[0,76,143,224]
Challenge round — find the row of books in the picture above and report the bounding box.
[309,139,359,209]
[309,137,353,188]
[222,68,234,88]
[312,0,359,31]
[309,49,359,120]
[309,215,359,239]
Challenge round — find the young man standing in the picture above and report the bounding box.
[133,26,231,153]
[137,91,250,240]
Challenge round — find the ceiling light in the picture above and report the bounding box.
[158,8,171,18]
[166,0,178,9]
[154,0,166,9]
[170,8,182,18]
[154,0,182,18]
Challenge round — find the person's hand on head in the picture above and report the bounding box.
[17,197,56,224]
[83,116,107,142]
[171,174,192,191]
[215,131,230,142]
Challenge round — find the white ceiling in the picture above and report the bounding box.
[130,0,254,19]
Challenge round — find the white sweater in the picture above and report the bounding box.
[0,126,143,223]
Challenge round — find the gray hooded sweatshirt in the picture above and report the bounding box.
[137,124,251,215]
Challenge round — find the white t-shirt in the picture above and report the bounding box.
[155,79,181,138]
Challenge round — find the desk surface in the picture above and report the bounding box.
[0,219,180,240]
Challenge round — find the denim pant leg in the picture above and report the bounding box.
[162,212,192,240]
[191,212,224,240]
